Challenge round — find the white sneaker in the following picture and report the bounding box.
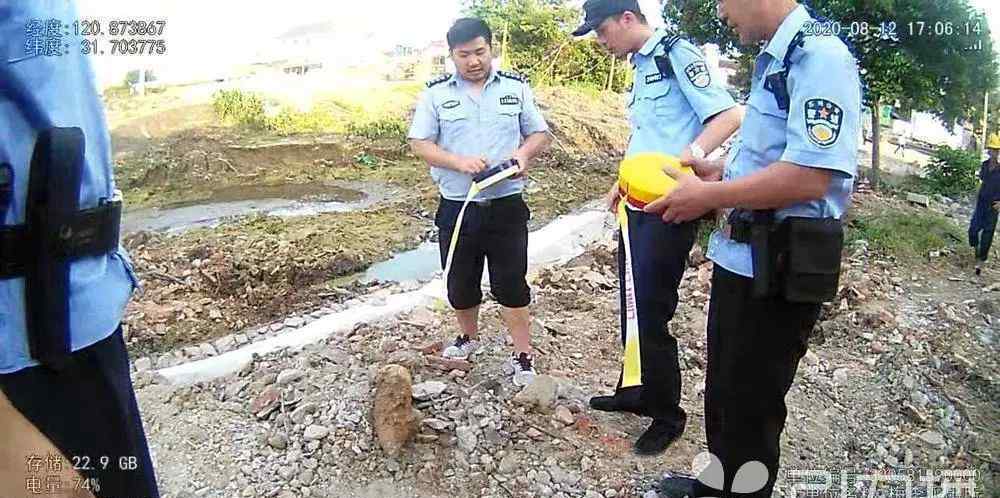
[442,335,479,360]
[511,352,537,387]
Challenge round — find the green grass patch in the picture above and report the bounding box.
[846,208,964,260]
[212,88,412,139]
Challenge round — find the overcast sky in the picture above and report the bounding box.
[79,0,998,87]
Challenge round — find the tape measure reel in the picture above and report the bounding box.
[617,152,692,208]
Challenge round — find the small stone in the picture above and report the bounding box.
[285,316,305,328]
[549,466,581,485]
[277,368,304,386]
[417,463,437,483]
[277,465,296,480]
[412,381,448,401]
[421,418,449,432]
[304,425,330,441]
[499,453,519,474]
[456,425,478,453]
[268,433,289,450]
[270,323,286,332]
[832,368,850,385]
[916,430,945,448]
[553,406,575,426]
[643,491,659,498]
[426,356,472,372]
[300,469,315,484]
[513,375,559,413]
[182,346,203,359]
[416,341,444,355]
[526,428,545,440]
[213,335,237,352]
[605,490,619,498]
[250,385,280,416]
[134,357,153,372]
[903,404,927,424]
[290,403,319,424]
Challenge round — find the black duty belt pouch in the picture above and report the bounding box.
[780,216,844,304]
[25,128,86,367]
[749,211,780,299]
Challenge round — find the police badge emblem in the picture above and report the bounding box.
[805,98,844,148]
[684,61,711,88]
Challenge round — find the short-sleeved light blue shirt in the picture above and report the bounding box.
[1,1,139,374]
[408,69,549,201]
[627,30,736,157]
[707,5,862,277]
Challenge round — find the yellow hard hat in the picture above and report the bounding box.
[618,152,693,207]
[988,133,1000,150]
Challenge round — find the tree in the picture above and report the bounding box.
[464,0,631,91]
[663,0,998,189]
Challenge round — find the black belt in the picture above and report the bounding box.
[443,192,522,207]
[0,200,122,279]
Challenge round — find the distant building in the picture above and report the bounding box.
[382,39,452,82]
[252,20,382,75]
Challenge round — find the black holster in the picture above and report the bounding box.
[729,209,843,303]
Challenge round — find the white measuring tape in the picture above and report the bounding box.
[617,198,642,388]
[441,160,521,302]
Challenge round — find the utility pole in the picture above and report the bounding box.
[983,90,991,149]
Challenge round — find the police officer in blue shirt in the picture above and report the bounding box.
[1,2,159,496]
[646,1,862,496]
[409,18,552,387]
[573,0,741,456]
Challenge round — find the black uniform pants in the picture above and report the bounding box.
[613,209,695,429]
[969,196,998,262]
[436,194,531,310]
[0,327,160,498]
[702,267,820,498]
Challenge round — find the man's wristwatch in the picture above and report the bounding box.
[689,143,706,160]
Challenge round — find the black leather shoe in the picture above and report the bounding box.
[658,476,700,498]
[634,419,683,456]
[589,395,642,415]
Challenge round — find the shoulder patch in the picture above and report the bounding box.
[660,34,681,51]
[497,70,527,83]
[804,98,844,148]
[426,74,452,88]
[684,61,711,89]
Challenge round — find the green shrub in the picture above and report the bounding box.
[922,145,981,197]
[212,89,269,128]
[346,116,408,141]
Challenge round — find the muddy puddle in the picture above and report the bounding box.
[359,242,440,283]
[122,182,388,234]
